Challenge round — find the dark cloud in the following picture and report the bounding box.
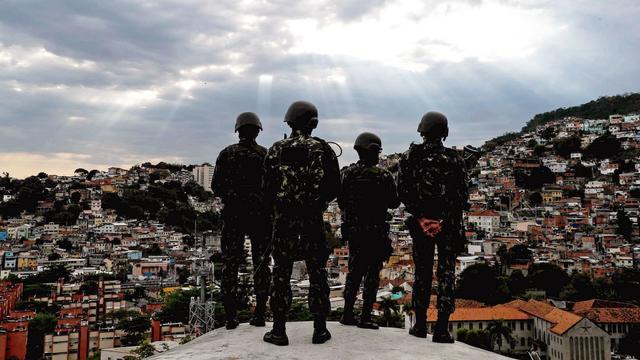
[0,0,639,177]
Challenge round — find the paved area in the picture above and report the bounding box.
[150,321,511,359]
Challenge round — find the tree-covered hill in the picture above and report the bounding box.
[484,92,640,148]
[521,93,640,133]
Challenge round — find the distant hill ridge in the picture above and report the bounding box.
[484,92,640,148]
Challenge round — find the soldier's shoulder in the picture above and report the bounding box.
[311,136,329,144]
[401,142,421,160]
[443,147,465,162]
[257,144,268,153]
[341,162,360,175]
[218,144,239,156]
[268,139,288,151]
[379,167,395,179]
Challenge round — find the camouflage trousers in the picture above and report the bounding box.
[270,212,330,318]
[221,208,272,318]
[407,216,457,315]
[343,226,390,312]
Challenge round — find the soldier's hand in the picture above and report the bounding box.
[418,217,442,238]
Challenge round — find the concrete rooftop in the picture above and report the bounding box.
[150,321,511,360]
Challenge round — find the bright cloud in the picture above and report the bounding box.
[286,0,562,71]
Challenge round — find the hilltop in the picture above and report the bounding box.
[484,92,640,149]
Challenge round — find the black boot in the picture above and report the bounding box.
[432,311,454,343]
[225,318,239,330]
[409,306,427,338]
[263,315,289,346]
[250,294,267,327]
[224,294,238,330]
[357,295,378,329]
[340,301,357,326]
[312,315,332,344]
[357,315,379,330]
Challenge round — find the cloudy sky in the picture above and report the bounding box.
[1,0,639,178]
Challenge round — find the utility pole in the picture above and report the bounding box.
[189,217,215,336]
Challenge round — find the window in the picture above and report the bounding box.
[521,337,525,346]
[457,323,462,329]
[479,322,483,330]
[520,321,525,331]
[528,322,532,330]
[469,323,474,330]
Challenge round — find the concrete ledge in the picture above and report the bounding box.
[150,321,512,359]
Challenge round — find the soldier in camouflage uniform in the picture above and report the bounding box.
[262,101,340,346]
[398,111,469,343]
[338,132,400,330]
[212,112,272,330]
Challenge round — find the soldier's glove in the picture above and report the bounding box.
[418,217,442,238]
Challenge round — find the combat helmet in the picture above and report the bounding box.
[354,132,382,152]
[234,112,262,132]
[418,111,448,139]
[284,101,318,129]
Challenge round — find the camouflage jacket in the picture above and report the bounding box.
[263,131,340,214]
[211,139,267,210]
[338,161,399,227]
[398,140,469,222]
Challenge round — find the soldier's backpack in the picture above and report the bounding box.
[274,136,332,212]
[408,144,458,219]
[342,166,389,224]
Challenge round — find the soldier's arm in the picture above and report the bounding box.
[262,145,278,208]
[322,142,341,204]
[385,171,401,210]
[453,154,470,211]
[337,167,349,210]
[211,150,227,200]
[397,153,420,215]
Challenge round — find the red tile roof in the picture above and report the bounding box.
[468,210,501,217]
[572,299,638,312]
[427,306,531,322]
[518,299,582,335]
[575,308,640,324]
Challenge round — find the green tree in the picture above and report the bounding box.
[508,245,532,264]
[114,310,151,346]
[552,135,581,158]
[26,313,58,360]
[457,264,510,305]
[611,269,640,304]
[560,272,596,301]
[585,133,621,159]
[156,288,201,324]
[507,270,528,297]
[529,192,543,207]
[533,145,546,157]
[378,297,400,327]
[541,127,556,140]
[616,210,633,242]
[288,299,313,321]
[486,320,514,353]
[465,329,492,350]
[527,263,570,298]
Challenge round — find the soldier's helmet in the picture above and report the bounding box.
[418,111,448,138]
[234,112,262,132]
[284,101,318,129]
[354,132,382,152]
